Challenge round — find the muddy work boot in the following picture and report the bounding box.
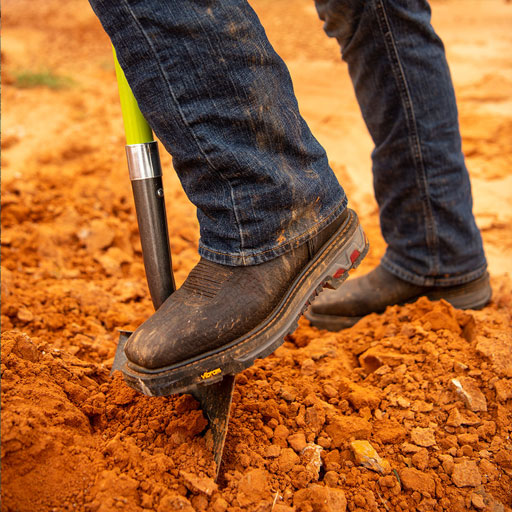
[120,208,368,396]
[306,264,492,331]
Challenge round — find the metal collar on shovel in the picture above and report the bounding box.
[110,49,234,478]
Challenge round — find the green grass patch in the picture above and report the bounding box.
[13,69,75,90]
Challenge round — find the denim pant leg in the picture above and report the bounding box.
[88,0,347,266]
[315,0,487,286]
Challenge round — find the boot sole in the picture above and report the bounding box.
[305,272,492,332]
[121,209,368,396]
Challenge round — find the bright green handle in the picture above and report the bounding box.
[113,47,154,145]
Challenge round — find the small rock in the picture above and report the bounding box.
[278,448,300,473]
[411,448,429,471]
[288,432,307,453]
[411,427,436,447]
[401,442,423,454]
[471,493,486,510]
[397,397,411,408]
[458,433,479,445]
[324,471,339,487]
[399,468,435,495]
[16,307,34,323]
[179,471,217,496]
[446,407,463,427]
[301,358,316,376]
[350,440,390,474]
[211,497,228,512]
[450,377,487,412]
[323,384,338,399]
[302,443,323,480]
[340,378,381,410]
[264,445,281,458]
[452,460,482,487]
[373,419,406,444]
[324,417,371,447]
[280,386,297,402]
[495,449,512,469]
[273,425,290,447]
[438,454,454,475]
[411,401,433,413]
[479,459,499,481]
[495,379,512,402]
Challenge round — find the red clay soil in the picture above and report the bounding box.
[2,1,512,511]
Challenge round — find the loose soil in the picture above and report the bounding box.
[2,1,512,511]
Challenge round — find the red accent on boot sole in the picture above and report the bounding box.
[333,268,346,279]
[350,249,360,264]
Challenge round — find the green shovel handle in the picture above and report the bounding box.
[113,47,154,145]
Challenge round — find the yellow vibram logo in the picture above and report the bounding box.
[201,368,222,380]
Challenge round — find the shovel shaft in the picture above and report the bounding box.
[114,48,176,309]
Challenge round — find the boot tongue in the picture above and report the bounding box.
[181,259,233,298]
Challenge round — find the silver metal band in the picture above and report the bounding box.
[125,141,162,180]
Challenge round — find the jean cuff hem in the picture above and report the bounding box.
[380,253,488,287]
[198,197,348,266]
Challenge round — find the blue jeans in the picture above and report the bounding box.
[89,0,487,286]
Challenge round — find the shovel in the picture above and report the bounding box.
[110,49,234,477]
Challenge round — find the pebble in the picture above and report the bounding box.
[451,460,482,487]
[302,443,323,479]
[397,397,411,408]
[495,379,512,402]
[399,468,435,495]
[179,471,217,496]
[411,448,429,471]
[446,407,463,427]
[16,307,34,323]
[264,445,281,458]
[471,493,486,510]
[287,432,307,453]
[350,440,390,474]
[277,448,300,473]
[450,377,487,412]
[411,427,436,447]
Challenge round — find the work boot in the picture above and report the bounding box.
[305,264,492,331]
[121,208,368,396]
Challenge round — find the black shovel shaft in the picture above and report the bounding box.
[126,141,175,310]
[131,177,176,309]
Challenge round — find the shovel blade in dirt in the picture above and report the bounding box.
[111,330,233,477]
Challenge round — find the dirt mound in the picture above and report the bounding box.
[3,294,512,511]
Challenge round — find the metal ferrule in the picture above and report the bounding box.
[126,141,162,180]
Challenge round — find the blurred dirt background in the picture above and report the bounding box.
[1,0,512,511]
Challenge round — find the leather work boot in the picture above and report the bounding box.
[120,208,368,396]
[305,264,492,331]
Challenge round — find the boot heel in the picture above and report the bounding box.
[325,227,369,290]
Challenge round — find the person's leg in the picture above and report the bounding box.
[308,0,491,330]
[90,0,346,265]
[88,0,368,383]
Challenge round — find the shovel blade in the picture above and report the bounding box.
[111,331,234,478]
[191,375,235,477]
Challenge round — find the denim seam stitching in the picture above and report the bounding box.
[198,197,347,259]
[374,0,440,274]
[120,0,246,260]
